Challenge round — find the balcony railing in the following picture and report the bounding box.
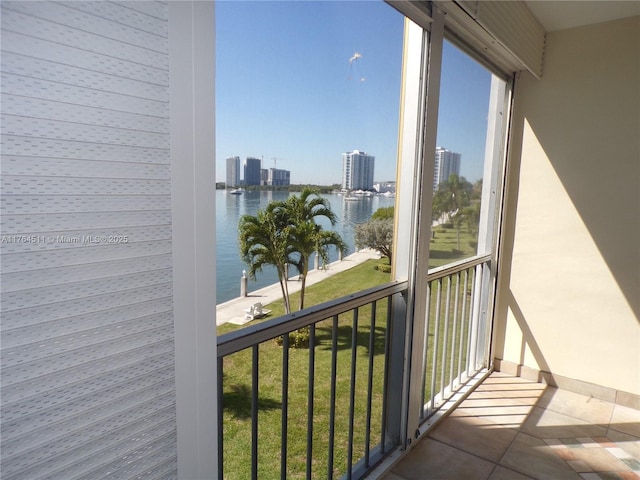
[419,254,492,422]
[216,254,492,479]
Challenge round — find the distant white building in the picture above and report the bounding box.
[374,181,396,193]
[434,147,461,190]
[342,150,375,190]
[226,156,240,187]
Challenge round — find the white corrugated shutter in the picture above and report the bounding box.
[1,1,177,478]
[453,0,545,77]
[388,1,546,78]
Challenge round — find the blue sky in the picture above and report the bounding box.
[215,0,491,185]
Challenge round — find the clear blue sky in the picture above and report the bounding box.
[215,0,491,185]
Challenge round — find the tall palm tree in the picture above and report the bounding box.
[238,202,294,314]
[282,188,346,310]
[433,174,472,249]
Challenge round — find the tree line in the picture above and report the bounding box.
[354,174,482,264]
[239,175,481,313]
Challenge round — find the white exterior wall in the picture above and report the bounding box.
[495,16,640,397]
[1,1,217,478]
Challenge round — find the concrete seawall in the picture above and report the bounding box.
[216,249,381,326]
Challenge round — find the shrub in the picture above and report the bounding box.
[376,263,392,273]
[371,206,394,221]
[275,326,310,349]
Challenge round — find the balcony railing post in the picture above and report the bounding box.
[381,292,408,448]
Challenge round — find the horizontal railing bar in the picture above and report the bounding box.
[217,280,407,358]
[426,253,491,281]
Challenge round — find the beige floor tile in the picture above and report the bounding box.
[451,403,535,429]
[500,433,582,480]
[570,447,631,472]
[537,388,615,425]
[616,473,640,480]
[390,437,495,480]
[428,411,519,462]
[580,474,604,480]
[607,429,640,459]
[610,404,640,438]
[467,387,547,406]
[459,394,541,409]
[383,374,636,480]
[476,378,547,393]
[488,465,536,480]
[523,406,609,439]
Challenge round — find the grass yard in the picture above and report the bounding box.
[219,260,391,479]
[218,225,478,479]
[428,225,478,269]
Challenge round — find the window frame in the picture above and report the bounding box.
[390,4,514,448]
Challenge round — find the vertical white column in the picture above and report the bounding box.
[169,2,218,478]
[391,7,445,448]
[477,75,512,368]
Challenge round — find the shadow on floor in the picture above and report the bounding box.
[382,372,640,480]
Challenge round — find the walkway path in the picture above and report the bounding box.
[216,249,381,326]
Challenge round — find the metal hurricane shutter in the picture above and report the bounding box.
[0,1,177,478]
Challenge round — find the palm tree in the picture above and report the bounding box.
[238,202,294,314]
[433,174,472,249]
[282,188,346,310]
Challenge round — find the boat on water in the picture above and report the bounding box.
[229,188,244,195]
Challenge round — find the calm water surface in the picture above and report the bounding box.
[215,189,395,303]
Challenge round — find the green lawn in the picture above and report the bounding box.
[219,260,391,479]
[218,226,477,479]
[428,225,478,268]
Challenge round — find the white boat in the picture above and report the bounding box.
[229,188,244,195]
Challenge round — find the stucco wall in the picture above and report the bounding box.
[494,16,640,396]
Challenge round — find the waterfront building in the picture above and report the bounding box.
[434,147,461,190]
[266,168,291,186]
[342,150,375,190]
[226,156,240,187]
[374,181,396,194]
[244,157,262,186]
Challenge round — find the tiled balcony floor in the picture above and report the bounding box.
[382,372,640,480]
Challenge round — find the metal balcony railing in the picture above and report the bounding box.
[419,254,492,421]
[216,255,492,480]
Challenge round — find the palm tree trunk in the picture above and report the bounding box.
[299,261,309,311]
[277,267,291,314]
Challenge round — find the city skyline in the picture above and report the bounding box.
[215,1,491,186]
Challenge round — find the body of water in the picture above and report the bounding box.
[215,189,395,304]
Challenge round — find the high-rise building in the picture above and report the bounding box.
[244,157,262,186]
[434,147,461,190]
[267,168,291,186]
[342,150,375,190]
[226,156,240,187]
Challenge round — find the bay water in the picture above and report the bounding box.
[215,189,395,304]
